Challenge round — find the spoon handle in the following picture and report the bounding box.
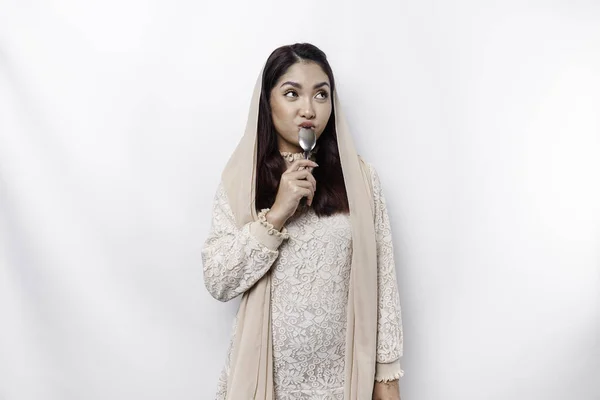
[300,151,311,207]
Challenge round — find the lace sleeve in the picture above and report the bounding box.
[201,182,288,302]
[369,164,405,380]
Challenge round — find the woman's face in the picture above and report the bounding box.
[270,61,332,153]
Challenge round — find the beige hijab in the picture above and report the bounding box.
[221,65,378,399]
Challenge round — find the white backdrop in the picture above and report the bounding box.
[1,1,599,399]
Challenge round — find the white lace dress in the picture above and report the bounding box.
[202,157,404,400]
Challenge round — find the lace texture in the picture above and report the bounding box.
[203,161,403,399]
[201,185,286,302]
[280,146,319,164]
[258,208,290,240]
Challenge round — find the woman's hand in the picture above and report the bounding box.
[266,159,318,230]
[372,380,400,400]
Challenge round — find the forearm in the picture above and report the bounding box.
[370,163,404,400]
[373,379,400,400]
[202,220,284,301]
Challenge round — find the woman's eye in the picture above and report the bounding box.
[284,90,298,98]
[316,91,329,99]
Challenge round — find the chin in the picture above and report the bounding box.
[282,136,302,150]
[285,132,301,144]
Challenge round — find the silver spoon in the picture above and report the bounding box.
[298,128,317,207]
[298,128,316,159]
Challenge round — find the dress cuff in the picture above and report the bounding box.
[249,209,290,251]
[375,359,404,382]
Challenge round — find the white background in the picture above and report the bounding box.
[1,1,599,399]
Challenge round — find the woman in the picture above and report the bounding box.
[202,43,404,400]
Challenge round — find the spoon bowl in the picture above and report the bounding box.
[298,128,317,159]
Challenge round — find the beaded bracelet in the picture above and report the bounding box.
[257,208,290,240]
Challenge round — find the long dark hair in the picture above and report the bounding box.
[255,43,349,216]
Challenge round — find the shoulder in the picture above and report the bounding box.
[211,181,233,210]
[357,155,371,172]
[213,180,227,199]
[357,156,380,184]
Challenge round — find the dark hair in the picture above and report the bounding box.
[255,43,349,216]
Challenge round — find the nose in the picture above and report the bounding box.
[299,98,315,119]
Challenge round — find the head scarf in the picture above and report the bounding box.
[220,64,378,399]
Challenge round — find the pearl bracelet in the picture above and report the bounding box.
[257,208,290,240]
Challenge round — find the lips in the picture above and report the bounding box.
[299,122,315,129]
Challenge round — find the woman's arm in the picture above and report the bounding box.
[201,182,288,302]
[370,164,404,399]
[373,380,400,400]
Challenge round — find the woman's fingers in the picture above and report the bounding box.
[298,187,313,204]
[305,172,317,191]
[285,170,317,192]
[292,180,314,190]
[285,169,312,180]
[291,181,315,203]
[285,159,319,173]
[279,159,318,207]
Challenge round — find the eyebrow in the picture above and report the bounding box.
[280,81,330,89]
